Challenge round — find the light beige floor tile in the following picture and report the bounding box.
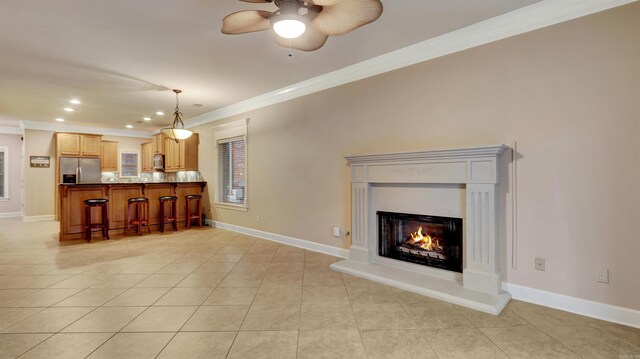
[193,261,236,274]
[352,303,415,330]
[0,275,71,289]
[91,274,149,288]
[48,274,110,289]
[53,288,125,307]
[208,253,245,263]
[0,308,44,331]
[458,307,529,328]
[231,261,271,274]
[0,289,38,305]
[508,301,607,327]
[218,270,265,287]
[119,262,166,274]
[404,302,475,329]
[263,262,304,283]
[182,305,249,331]
[154,287,213,306]
[598,324,640,347]
[300,303,358,330]
[298,329,365,359]
[239,253,275,263]
[240,304,300,331]
[62,307,146,332]
[20,332,112,359]
[272,247,305,262]
[87,332,174,359]
[481,326,580,359]
[227,331,298,359]
[104,287,170,306]
[303,268,347,287]
[427,328,508,359]
[253,283,302,305]
[361,329,439,359]
[134,273,187,288]
[122,306,197,332]
[541,326,640,359]
[304,251,339,262]
[203,286,258,305]
[0,333,50,359]
[156,261,202,274]
[302,285,350,304]
[3,307,94,333]
[0,265,27,275]
[157,331,236,359]
[5,288,82,307]
[176,273,225,288]
[346,282,402,305]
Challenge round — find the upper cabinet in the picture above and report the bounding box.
[56,133,102,157]
[164,134,199,172]
[141,142,154,172]
[101,141,118,171]
[152,134,164,155]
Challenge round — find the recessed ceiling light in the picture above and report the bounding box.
[55,118,64,122]
[64,107,74,112]
[126,125,133,128]
[143,117,151,121]
[69,99,81,105]
[156,111,164,116]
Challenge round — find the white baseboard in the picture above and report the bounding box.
[0,212,23,218]
[22,214,55,222]
[206,219,638,328]
[503,282,640,329]
[206,220,349,259]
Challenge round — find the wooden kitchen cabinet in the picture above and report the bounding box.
[164,134,198,172]
[141,142,154,172]
[101,141,118,171]
[56,133,102,157]
[152,134,164,154]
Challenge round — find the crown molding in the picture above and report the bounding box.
[20,120,153,138]
[185,0,636,129]
[0,126,23,135]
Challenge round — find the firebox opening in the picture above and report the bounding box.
[377,211,463,273]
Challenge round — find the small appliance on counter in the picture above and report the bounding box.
[153,154,164,171]
[59,157,102,183]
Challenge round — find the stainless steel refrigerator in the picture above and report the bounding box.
[59,157,102,184]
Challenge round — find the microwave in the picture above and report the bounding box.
[153,154,164,170]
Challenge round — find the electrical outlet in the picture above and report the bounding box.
[333,227,341,238]
[535,257,545,271]
[597,269,609,283]
[256,215,260,222]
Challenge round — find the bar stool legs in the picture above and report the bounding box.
[185,194,203,229]
[126,197,150,236]
[83,199,109,242]
[159,196,178,233]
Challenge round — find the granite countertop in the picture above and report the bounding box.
[60,181,206,186]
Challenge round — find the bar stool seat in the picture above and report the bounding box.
[185,194,203,229]
[126,197,150,236]
[158,196,178,233]
[83,198,109,241]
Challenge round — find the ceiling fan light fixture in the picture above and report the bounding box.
[160,89,193,143]
[271,0,307,39]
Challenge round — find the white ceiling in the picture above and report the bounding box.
[0,0,539,132]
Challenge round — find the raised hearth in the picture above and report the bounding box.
[330,145,511,314]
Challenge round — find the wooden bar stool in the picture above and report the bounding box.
[126,197,151,236]
[185,194,202,229]
[158,196,178,233]
[83,198,109,241]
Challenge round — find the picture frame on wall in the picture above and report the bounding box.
[30,156,50,168]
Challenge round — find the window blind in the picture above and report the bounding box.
[121,152,138,177]
[218,137,245,204]
[0,151,5,197]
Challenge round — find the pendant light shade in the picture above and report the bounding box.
[160,89,193,143]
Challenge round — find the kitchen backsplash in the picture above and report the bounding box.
[101,171,204,183]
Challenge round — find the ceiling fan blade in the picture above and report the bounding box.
[312,0,383,36]
[273,25,329,52]
[222,10,273,35]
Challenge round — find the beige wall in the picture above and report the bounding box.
[23,129,150,217]
[0,133,23,214]
[194,3,640,310]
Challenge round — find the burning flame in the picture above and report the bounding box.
[409,226,443,251]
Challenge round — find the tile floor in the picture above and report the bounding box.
[0,217,638,358]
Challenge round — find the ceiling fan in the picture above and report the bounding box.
[221,0,383,52]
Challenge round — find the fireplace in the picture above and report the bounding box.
[378,211,463,273]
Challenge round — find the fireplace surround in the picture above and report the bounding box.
[330,145,511,314]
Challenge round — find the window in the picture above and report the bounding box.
[119,150,139,177]
[214,118,248,210]
[0,147,7,199]
[218,137,245,204]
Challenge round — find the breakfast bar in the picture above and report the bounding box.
[58,181,206,241]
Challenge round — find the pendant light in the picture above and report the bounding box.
[161,89,193,143]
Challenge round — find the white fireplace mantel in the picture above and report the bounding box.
[330,144,511,314]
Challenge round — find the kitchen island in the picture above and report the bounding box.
[58,181,206,241]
